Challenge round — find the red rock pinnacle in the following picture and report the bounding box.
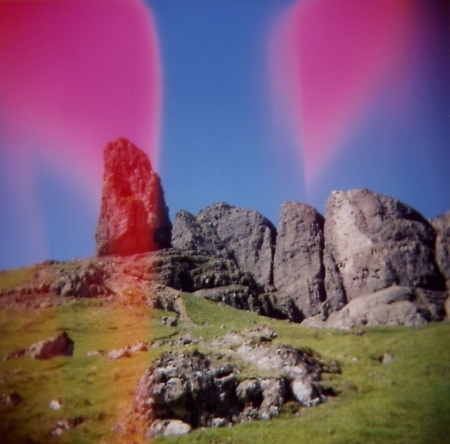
[95,138,172,256]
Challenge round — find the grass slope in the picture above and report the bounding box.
[0,293,449,443]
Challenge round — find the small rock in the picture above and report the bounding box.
[28,331,74,360]
[86,350,106,357]
[129,342,148,353]
[211,417,227,428]
[108,349,131,360]
[382,353,394,365]
[49,399,63,410]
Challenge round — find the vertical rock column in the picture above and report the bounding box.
[95,138,172,256]
[273,202,327,319]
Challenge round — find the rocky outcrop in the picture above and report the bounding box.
[172,203,276,286]
[303,286,433,329]
[432,211,450,293]
[171,210,228,258]
[4,331,74,360]
[134,346,326,437]
[273,202,328,320]
[323,189,446,306]
[95,138,171,257]
[53,262,108,298]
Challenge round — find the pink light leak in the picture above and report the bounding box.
[0,0,161,262]
[0,0,161,185]
[270,0,416,190]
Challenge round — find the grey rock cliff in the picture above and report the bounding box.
[432,211,450,292]
[324,189,445,303]
[273,202,328,320]
[95,138,171,256]
[172,203,276,286]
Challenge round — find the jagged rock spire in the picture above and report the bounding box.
[95,138,171,256]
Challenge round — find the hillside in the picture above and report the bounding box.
[1,138,449,442]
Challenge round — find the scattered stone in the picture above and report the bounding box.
[129,342,148,353]
[95,138,172,256]
[49,399,63,410]
[108,348,132,360]
[382,353,394,365]
[50,420,70,437]
[147,419,192,438]
[86,350,106,357]
[161,316,177,327]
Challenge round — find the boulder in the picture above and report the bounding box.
[303,286,438,329]
[95,138,172,256]
[28,331,74,360]
[324,189,445,303]
[235,342,324,407]
[273,202,330,320]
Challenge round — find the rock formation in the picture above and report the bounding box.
[324,189,445,302]
[432,211,450,292]
[134,344,326,437]
[4,331,74,360]
[95,138,172,256]
[172,203,276,286]
[273,202,328,320]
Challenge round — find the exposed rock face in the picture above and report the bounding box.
[324,189,445,303]
[273,202,328,320]
[171,210,228,258]
[54,262,108,298]
[134,346,326,437]
[303,286,433,329]
[96,138,171,257]
[172,203,276,286]
[432,211,450,292]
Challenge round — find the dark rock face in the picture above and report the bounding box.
[273,202,328,320]
[324,189,445,303]
[96,138,171,256]
[172,203,276,286]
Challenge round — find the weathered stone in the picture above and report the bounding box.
[107,348,132,360]
[303,286,432,329]
[134,348,324,436]
[273,202,331,320]
[324,189,445,303]
[431,211,450,295]
[28,331,74,360]
[161,316,177,327]
[147,419,192,438]
[172,210,228,257]
[96,138,172,256]
[172,203,276,286]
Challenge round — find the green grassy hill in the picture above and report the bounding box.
[1,289,449,443]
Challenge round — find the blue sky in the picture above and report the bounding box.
[0,0,449,269]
